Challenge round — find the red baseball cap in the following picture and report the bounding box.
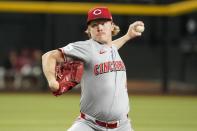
[87,7,113,24]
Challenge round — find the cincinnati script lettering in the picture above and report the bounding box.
[94,61,126,75]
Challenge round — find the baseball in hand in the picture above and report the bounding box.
[135,25,145,33]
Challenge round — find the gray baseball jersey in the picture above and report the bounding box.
[62,39,130,122]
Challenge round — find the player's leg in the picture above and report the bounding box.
[113,119,134,131]
[67,120,95,131]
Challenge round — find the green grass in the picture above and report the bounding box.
[131,96,197,131]
[0,93,197,131]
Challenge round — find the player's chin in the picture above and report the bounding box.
[96,37,108,44]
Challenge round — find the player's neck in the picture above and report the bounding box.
[97,41,112,47]
[93,39,112,47]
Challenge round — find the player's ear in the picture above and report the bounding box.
[111,22,115,31]
[85,27,91,38]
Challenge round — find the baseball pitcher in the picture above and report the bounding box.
[42,6,144,131]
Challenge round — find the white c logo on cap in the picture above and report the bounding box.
[93,9,102,15]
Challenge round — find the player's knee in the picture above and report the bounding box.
[67,121,93,131]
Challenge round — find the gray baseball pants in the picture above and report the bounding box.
[67,115,134,131]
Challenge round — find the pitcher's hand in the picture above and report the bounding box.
[125,21,145,40]
[48,79,59,92]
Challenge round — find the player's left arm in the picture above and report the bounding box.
[42,49,64,92]
[111,21,144,49]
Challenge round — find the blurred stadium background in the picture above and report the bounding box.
[0,0,197,131]
[0,0,197,94]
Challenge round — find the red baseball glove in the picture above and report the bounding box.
[52,60,84,96]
